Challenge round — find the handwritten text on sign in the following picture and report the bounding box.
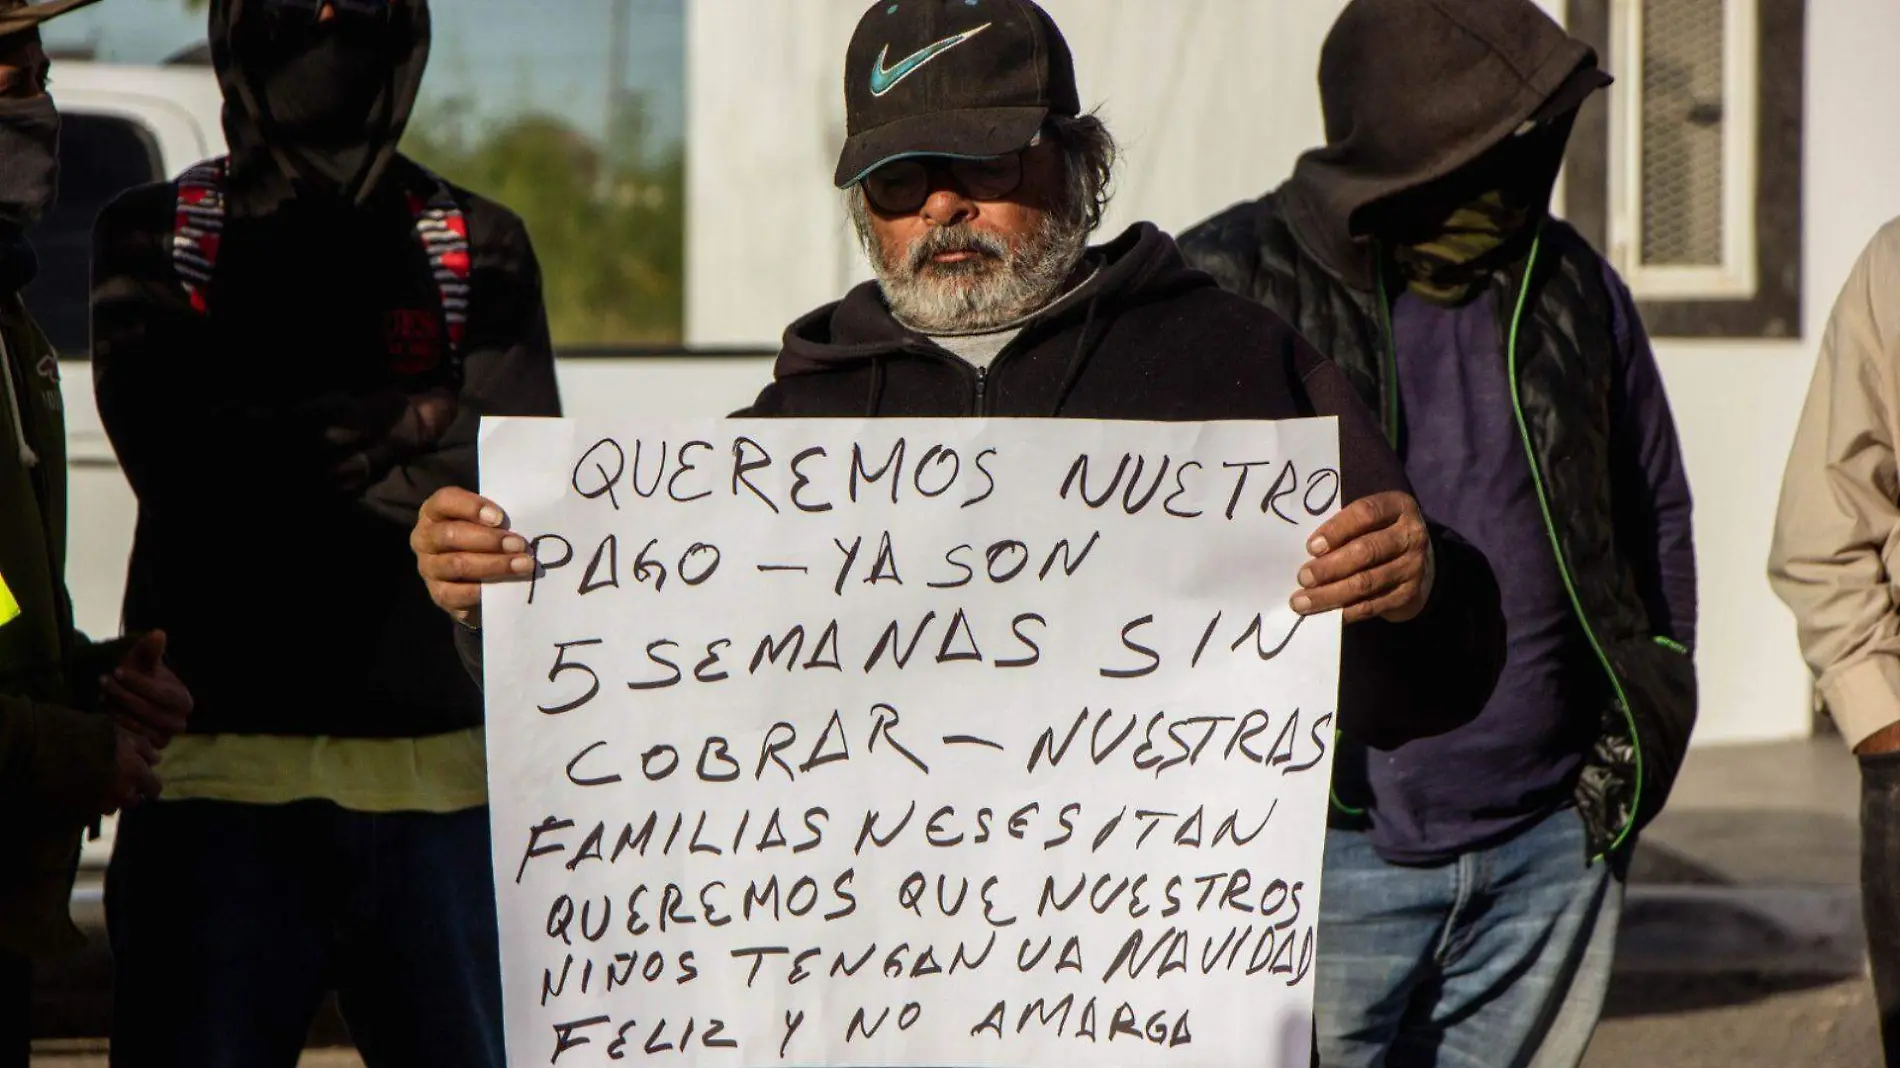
[479,418,1343,1067]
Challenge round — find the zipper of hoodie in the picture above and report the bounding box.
[907,346,992,414]
[974,336,1030,416]
[1370,247,1401,447]
[1502,226,1642,863]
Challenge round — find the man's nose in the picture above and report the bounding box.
[318,2,338,21]
[920,184,977,228]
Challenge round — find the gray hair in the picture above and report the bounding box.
[1046,110,1118,232]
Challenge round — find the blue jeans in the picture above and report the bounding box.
[1314,807,1623,1068]
[105,799,504,1068]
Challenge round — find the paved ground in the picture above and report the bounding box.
[1578,737,1884,1067]
[30,739,1890,1066]
[1584,974,1881,1068]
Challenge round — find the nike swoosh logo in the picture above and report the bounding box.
[870,22,992,97]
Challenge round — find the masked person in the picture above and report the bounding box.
[0,3,196,1065]
[410,0,1507,853]
[1179,2,1697,1065]
[90,1,558,1064]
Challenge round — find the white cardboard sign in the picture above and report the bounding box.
[479,416,1343,1068]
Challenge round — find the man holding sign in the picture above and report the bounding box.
[415,1,1502,1063]
[417,0,1502,746]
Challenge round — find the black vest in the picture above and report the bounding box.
[1180,193,1697,859]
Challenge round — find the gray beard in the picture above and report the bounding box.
[856,206,1090,334]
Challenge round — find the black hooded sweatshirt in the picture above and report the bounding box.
[90,0,560,738]
[744,223,1504,750]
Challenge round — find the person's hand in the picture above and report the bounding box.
[315,388,460,451]
[101,630,192,748]
[325,388,461,491]
[1291,491,1435,624]
[412,487,533,628]
[101,725,161,816]
[1858,722,1900,757]
[386,387,460,451]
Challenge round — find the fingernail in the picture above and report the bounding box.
[1298,568,1316,588]
[479,506,504,527]
[1291,595,1313,614]
[510,556,533,575]
[502,535,528,554]
[1308,536,1329,555]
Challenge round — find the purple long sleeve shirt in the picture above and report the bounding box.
[1365,263,1697,864]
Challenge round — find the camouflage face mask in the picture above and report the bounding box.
[1388,187,1535,306]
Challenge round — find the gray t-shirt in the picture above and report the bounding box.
[928,324,1024,369]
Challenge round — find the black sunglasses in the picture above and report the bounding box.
[260,0,393,27]
[859,132,1042,216]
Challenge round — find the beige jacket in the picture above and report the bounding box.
[1771,219,1900,749]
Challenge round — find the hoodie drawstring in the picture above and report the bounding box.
[865,354,889,417]
[1049,295,1112,417]
[0,330,37,469]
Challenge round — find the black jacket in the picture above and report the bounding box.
[91,0,559,738]
[745,222,1503,750]
[1178,0,1697,857]
[1,262,129,956]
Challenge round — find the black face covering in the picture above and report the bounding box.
[0,95,60,230]
[255,17,391,181]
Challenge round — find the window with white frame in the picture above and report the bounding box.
[1606,0,1759,300]
[1566,0,1801,338]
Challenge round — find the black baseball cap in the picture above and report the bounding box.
[834,0,1080,188]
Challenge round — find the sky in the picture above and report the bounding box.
[40,0,687,148]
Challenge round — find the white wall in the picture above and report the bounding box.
[682,0,1900,746]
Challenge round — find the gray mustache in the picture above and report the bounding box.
[905,226,1012,274]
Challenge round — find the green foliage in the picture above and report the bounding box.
[177,0,686,347]
[401,93,685,347]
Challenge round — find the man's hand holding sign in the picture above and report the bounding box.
[414,487,1434,629]
[413,486,534,629]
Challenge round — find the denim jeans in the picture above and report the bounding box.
[1861,750,1900,1067]
[105,799,504,1068]
[1313,807,1623,1068]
